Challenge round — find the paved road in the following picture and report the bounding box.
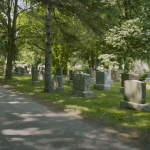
[0,87,148,150]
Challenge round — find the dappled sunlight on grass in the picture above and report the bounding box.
[1,74,150,132]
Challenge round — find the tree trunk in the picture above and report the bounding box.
[44,0,53,92]
[5,0,18,80]
[6,0,12,80]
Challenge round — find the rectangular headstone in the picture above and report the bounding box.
[69,73,94,97]
[53,75,64,91]
[96,71,107,84]
[86,68,93,78]
[15,67,21,75]
[56,67,63,76]
[73,73,90,91]
[2,67,6,76]
[146,72,150,82]
[31,66,39,84]
[124,80,146,104]
[69,70,75,80]
[94,71,110,90]
[111,70,120,82]
[120,80,150,112]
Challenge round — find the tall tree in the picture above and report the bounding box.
[27,0,118,92]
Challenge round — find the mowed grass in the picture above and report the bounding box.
[0,72,150,133]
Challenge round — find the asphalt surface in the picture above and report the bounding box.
[0,87,149,150]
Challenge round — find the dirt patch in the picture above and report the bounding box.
[0,83,150,148]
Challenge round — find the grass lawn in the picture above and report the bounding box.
[0,72,150,133]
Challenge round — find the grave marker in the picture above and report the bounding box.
[53,75,64,91]
[119,73,138,94]
[111,70,120,82]
[68,70,75,85]
[15,67,21,75]
[31,66,39,84]
[69,73,94,97]
[56,67,65,83]
[146,72,150,82]
[120,80,150,112]
[2,67,6,76]
[94,71,110,90]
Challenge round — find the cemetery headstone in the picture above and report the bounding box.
[120,80,150,112]
[146,72,150,82]
[2,67,6,76]
[53,75,64,91]
[69,73,94,98]
[29,66,32,74]
[105,69,113,85]
[68,70,75,85]
[94,71,110,90]
[93,70,96,78]
[24,66,27,72]
[39,67,45,80]
[22,67,26,75]
[111,70,120,82]
[31,66,39,84]
[85,68,95,83]
[15,67,21,75]
[55,67,65,83]
[119,73,138,94]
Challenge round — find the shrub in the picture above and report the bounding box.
[139,72,147,81]
[124,57,134,73]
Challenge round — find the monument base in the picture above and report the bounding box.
[15,72,21,75]
[31,81,39,85]
[107,80,113,85]
[90,78,95,83]
[68,80,73,85]
[54,87,64,91]
[146,78,150,82]
[120,100,150,112]
[119,87,124,94]
[94,84,110,90]
[113,79,120,82]
[69,90,94,98]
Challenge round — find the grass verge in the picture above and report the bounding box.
[0,73,150,133]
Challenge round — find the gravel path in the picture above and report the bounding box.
[0,87,149,150]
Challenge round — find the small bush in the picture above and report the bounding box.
[124,57,134,73]
[139,73,147,81]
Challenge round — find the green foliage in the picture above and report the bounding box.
[104,64,109,69]
[1,73,150,132]
[98,54,119,69]
[51,67,56,75]
[104,0,150,60]
[131,60,149,78]
[0,60,4,66]
[139,72,147,81]
[124,57,134,73]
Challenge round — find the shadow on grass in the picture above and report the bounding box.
[0,73,150,133]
